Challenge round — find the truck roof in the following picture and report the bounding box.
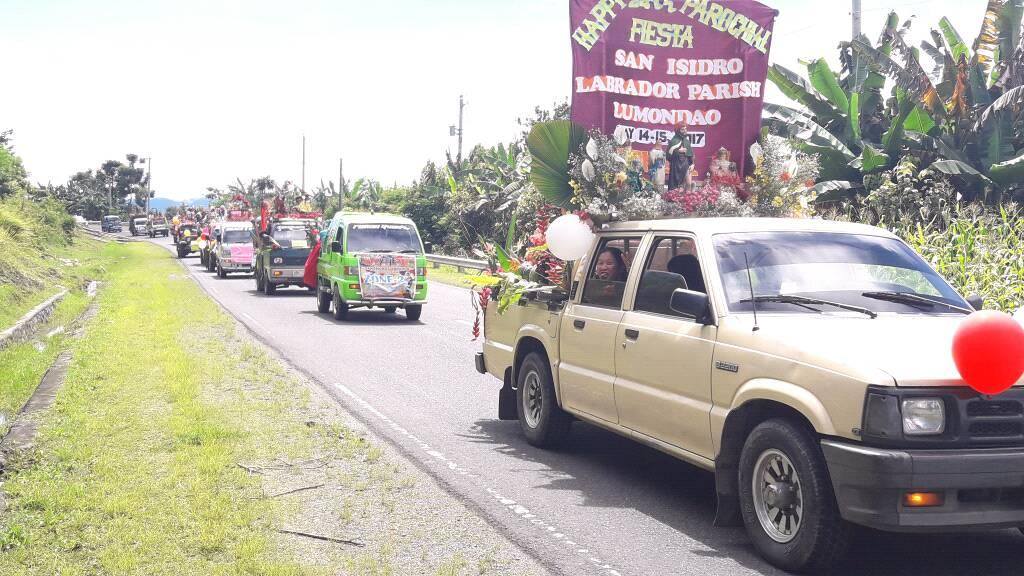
[601,217,897,239]
[332,212,415,226]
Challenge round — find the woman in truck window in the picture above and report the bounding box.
[594,247,628,282]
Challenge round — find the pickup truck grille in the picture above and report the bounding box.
[965,398,1024,441]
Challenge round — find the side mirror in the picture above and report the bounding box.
[967,294,984,311]
[331,241,342,253]
[423,241,433,254]
[669,288,713,325]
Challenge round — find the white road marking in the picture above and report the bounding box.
[332,381,623,575]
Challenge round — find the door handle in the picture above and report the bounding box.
[624,328,640,340]
[573,319,586,330]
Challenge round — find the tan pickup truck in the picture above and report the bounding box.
[476,217,1024,572]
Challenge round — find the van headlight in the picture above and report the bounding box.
[901,398,945,435]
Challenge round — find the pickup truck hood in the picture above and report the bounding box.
[744,314,1021,387]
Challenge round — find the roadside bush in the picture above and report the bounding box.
[898,204,1024,312]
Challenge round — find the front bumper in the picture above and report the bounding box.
[822,439,1024,532]
[345,299,427,308]
[266,267,304,283]
[219,260,252,272]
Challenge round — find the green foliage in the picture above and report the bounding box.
[0,130,29,199]
[899,204,1024,312]
[527,120,588,208]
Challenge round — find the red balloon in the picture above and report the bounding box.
[952,311,1024,395]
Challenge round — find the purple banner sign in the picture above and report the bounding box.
[570,0,777,179]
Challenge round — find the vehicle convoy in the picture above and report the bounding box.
[211,220,254,278]
[129,216,148,236]
[175,222,199,259]
[101,215,122,233]
[315,212,428,321]
[147,215,169,238]
[477,217,1022,573]
[254,213,321,295]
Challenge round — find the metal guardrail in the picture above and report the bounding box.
[425,254,488,273]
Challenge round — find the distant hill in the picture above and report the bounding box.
[150,197,210,211]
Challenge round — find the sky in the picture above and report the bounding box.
[1,0,984,201]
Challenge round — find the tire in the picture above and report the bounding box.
[263,276,276,295]
[405,305,422,321]
[332,288,348,320]
[516,352,571,448]
[383,306,397,314]
[738,418,851,573]
[317,282,332,314]
[255,269,265,292]
[217,263,226,278]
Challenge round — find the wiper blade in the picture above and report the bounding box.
[741,295,878,318]
[397,249,419,253]
[861,291,972,314]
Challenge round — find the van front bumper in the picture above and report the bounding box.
[822,439,1024,532]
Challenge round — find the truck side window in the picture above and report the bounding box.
[580,237,641,309]
[635,237,706,318]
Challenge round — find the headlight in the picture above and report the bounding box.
[902,398,945,435]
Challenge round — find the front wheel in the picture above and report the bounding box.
[255,269,265,292]
[217,263,227,278]
[404,305,422,321]
[263,276,276,295]
[738,418,851,573]
[516,352,571,448]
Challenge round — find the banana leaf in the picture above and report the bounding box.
[929,159,996,186]
[852,39,944,121]
[939,17,971,64]
[882,89,914,156]
[767,64,842,126]
[989,150,1024,185]
[810,180,863,204]
[904,131,970,163]
[853,144,890,173]
[973,0,1004,83]
[992,0,1024,88]
[974,85,1024,131]
[848,92,861,141]
[527,120,588,208]
[807,58,850,112]
[763,102,856,157]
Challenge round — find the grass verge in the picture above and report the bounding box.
[0,241,333,574]
[0,236,120,434]
[427,264,482,288]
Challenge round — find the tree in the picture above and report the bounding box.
[0,129,30,198]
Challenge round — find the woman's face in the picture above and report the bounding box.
[595,251,621,280]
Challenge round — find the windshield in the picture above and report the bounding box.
[104,216,120,223]
[713,231,968,315]
[347,223,421,253]
[271,228,310,249]
[222,230,250,244]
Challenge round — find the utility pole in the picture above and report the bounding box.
[852,0,861,39]
[145,157,152,215]
[338,157,344,213]
[450,95,466,167]
[301,134,306,194]
[457,94,465,167]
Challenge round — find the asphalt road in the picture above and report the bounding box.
[133,230,1024,576]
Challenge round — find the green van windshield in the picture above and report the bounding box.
[347,224,420,254]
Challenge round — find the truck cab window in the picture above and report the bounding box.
[635,236,706,317]
[581,237,641,309]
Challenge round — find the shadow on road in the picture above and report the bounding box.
[296,309,424,326]
[463,418,1024,576]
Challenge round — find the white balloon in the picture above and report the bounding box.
[1015,307,1024,325]
[546,215,595,261]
